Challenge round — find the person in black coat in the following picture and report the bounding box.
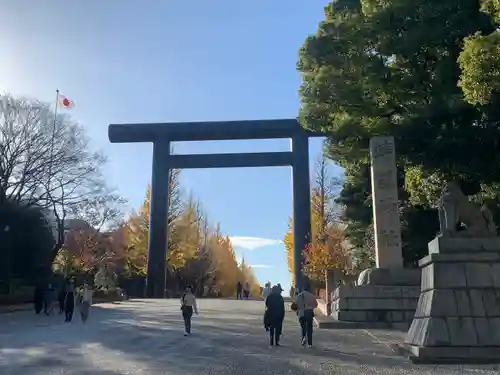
[58,283,66,314]
[264,285,285,346]
[236,281,243,300]
[33,282,45,315]
[64,279,76,322]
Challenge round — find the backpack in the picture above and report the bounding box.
[291,292,302,312]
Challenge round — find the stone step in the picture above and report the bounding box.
[314,314,392,329]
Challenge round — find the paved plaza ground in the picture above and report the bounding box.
[0,299,498,375]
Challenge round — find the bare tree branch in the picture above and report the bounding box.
[0,93,124,262]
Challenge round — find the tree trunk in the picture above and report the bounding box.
[51,221,65,262]
[51,240,63,263]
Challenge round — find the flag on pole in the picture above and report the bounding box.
[58,93,74,109]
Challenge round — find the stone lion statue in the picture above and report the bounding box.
[438,182,496,237]
[357,267,421,286]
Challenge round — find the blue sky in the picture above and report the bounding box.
[0,0,342,295]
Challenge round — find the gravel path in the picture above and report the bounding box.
[0,299,498,375]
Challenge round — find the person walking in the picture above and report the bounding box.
[79,283,93,323]
[264,285,285,346]
[64,280,76,323]
[44,284,58,315]
[33,282,45,315]
[236,281,243,300]
[295,283,318,348]
[58,283,66,314]
[180,286,198,336]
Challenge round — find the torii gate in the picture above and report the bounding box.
[108,119,322,297]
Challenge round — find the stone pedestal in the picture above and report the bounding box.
[405,237,500,364]
[331,283,421,330]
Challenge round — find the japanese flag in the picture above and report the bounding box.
[58,94,74,109]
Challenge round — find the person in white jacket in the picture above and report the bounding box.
[79,283,93,323]
[295,283,318,348]
[180,286,198,336]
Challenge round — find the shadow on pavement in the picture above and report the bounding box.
[0,301,499,375]
[85,304,500,375]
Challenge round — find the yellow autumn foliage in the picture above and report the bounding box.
[284,189,350,285]
[121,171,260,296]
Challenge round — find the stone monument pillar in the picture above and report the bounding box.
[328,136,421,329]
[369,136,403,269]
[405,183,500,363]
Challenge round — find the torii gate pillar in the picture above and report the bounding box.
[291,135,312,293]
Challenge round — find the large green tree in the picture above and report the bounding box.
[458,1,500,106]
[0,200,54,290]
[298,0,500,264]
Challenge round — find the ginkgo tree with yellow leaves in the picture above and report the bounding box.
[120,168,260,297]
[284,155,352,286]
[284,194,350,285]
[240,257,262,297]
[208,229,245,296]
[121,169,185,276]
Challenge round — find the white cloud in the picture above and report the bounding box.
[249,264,274,269]
[230,236,282,251]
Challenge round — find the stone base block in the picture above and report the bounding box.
[428,236,500,255]
[332,309,414,323]
[315,315,392,329]
[332,284,421,300]
[405,345,500,364]
[405,237,500,364]
[331,284,420,328]
[419,253,500,291]
[406,316,500,347]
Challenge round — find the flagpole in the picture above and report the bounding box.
[47,89,59,201]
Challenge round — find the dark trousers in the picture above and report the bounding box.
[80,302,90,322]
[236,291,242,300]
[35,300,43,315]
[44,300,54,315]
[269,323,282,345]
[182,306,193,333]
[65,305,74,322]
[59,295,65,313]
[34,292,44,314]
[299,311,314,345]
